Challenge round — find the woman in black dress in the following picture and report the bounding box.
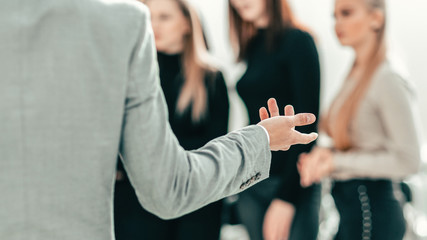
[114,0,229,239]
[228,0,321,239]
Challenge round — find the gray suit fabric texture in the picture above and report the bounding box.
[0,1,272,239]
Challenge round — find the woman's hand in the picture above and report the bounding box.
[298,147,334,187]
[263,199,295,240]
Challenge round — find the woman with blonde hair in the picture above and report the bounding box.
[229,0,321,239]
[298,0,421,239]
[114,0,229,239]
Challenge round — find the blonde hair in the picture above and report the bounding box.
[145,0,216,122]
[322,0,386,151]
[229,0,302,61]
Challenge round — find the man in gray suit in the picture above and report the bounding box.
[0,0,318,239]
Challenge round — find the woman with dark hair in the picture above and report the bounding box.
[228,0,321,239]
[298,0,421,239]
[114,0,229,239]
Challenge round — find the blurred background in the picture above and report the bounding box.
[187,0,427,239]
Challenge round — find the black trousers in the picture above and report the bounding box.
[332,179,406,240]
[236,177,321,240]
[114,179,223,240]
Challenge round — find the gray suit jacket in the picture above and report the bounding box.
[0,1,271,239]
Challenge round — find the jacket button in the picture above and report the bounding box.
[255,172,262,180]
[240,183,246,190]
[245,179,252,187]
[250,176,256,183]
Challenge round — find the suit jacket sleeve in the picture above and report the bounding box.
[119,5,271,220]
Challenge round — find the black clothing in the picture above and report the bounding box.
[235,28,321,240]
[158,52,229,150]
[237,177,321,240]
[332,179,406,240]
[236,28,321,205]
[114,178,223,240]
[114,52,230,240]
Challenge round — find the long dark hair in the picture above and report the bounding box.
[145,0,216,122]
[229,0,299,61]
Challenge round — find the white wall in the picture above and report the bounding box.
[189,0,427,146]
[186,2,427,238]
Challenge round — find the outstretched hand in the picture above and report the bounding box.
[257,98,318,151]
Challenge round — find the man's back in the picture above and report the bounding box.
[0,0,319,239]
[0,1,151,239]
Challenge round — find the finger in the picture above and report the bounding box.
[302,170,314,187]
[297,160,303,175]
[285,105,295,131]
[292,132,318,145]
[267,98,280,117]
[297,161,302,175]
[297,153,307,172]
[313,169,323,184]
[301,176,310,187]
[281,145,290,151]
[259,107,269,121]
[307,152,321,185]
[293,113,316,127]
[300,166,311,187]
[284,105,295,116]
[298,161,310,187]
[302,153,319,187]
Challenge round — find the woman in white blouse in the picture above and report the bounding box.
[298,0,422,239]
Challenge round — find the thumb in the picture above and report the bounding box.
[292,132,318,145]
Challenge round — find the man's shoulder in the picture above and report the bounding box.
[71,0,151,43]
[84,0,149,19]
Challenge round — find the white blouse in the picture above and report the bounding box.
[326,61,422,181]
